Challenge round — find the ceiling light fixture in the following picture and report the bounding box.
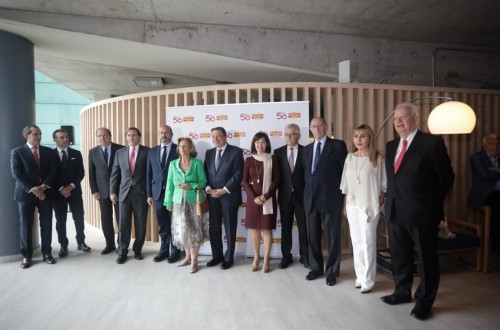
[133,77,166,87]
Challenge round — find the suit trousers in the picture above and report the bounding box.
[306,207,342,276]
[118,188,149,256]
[279,192,308,262]
[208,198,239,263]
[346,205,380,289]
[99,197,119,247]
[388,221,440,308]
[154,194,179,257]
[54,193,86,247]
[17,195,53,257]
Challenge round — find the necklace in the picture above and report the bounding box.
[355,154,368,184]
[254,158,262,183]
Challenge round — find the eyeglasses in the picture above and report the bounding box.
[310,124,326,129]
[284,133,299,137]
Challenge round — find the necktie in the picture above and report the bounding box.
[313,142,321,173]
[491,156,498,168]
[288,147,295,172]
[62,150,68,167]
[215,149,222,171]
[161,146,167,168]
[103,147,109,166]
[129,147,136,173]
[32,146,40,167]
[394,139,408,173]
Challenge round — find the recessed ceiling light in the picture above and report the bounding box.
[133,77,166,87]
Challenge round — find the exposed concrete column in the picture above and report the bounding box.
[0,30,36,261]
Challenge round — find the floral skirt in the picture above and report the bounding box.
[171,198,205,250]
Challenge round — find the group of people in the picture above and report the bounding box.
[15,102,500,321]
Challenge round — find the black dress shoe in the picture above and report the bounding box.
[305,271,322,280]
[153,253,168,262]
[278,258,293,269]
[77,242,91,252]
[116,255,127,264]
[101,246,116,255]
[380,294,412,305]
[206,258,223,267]
[135,253,144,260]
[220,261,233,270]
[43,254,56,264]
[21,258,32,269]
[167,254,181,264]
[410,305,431,320]
[59,246,68,257]
[326,274,336,286]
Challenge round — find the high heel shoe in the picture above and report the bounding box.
[251,258,260,272]
[190,260,198,273]
[177,258,191,267]
[262,260,270,273]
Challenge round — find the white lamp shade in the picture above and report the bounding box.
[427,101,476,134]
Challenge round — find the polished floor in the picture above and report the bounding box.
[1,216,499,330]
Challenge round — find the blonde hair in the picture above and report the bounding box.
[352,124,379,167]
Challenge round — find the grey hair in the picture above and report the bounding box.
[285,123,300,134]
[483,133,498,143]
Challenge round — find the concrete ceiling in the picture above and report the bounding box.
[1,0,499,100]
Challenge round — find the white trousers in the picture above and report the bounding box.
[346,204,380,289]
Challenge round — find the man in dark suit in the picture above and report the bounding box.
[302,117,347,286]
[381,103,454,320]
[274,123,308,269]
[88,127,124,254]
[147,124,180,263]
[468,133,500,250]
[204,127,244,270]
[110,127,150,264]
[52,129,91,257]
[10,125,58,268]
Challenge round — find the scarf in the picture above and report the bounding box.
[252,153,273,215]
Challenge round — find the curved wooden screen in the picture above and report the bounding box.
[81,82,500,243]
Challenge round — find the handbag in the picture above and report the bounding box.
[196,189,210,216]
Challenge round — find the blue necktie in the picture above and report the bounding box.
[313,142,321,173]
[215,149,222,171]
[62,150,68,165]
[103,147,109,166]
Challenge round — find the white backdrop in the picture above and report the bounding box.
[166,101,309,258]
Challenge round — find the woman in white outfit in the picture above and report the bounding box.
[340,124,386,293]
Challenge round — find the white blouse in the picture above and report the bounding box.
[340,154,387,222]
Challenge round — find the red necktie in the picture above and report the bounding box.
[394,139,407,173]
[129,147,136,173]
[32,146,40,167]
[288,147,295,172]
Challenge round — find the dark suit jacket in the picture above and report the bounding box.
[110,145,150,202]
[385,130,454,226]
[204,144,244,208]
[88,142,124,198]
[146,143,178,201]
[53,147,85,194]
[11,144,57,200]
[274,144,305,206]
[468,149,500,207]
[303,138,347,214]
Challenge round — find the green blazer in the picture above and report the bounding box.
[164,158,207,207]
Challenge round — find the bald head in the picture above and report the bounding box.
[159,125,173,145]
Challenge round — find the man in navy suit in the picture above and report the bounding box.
[111,127,150,264]
[381,103,454,320]
[303,117,347,286]
[52,129,91,258]
[204,127,244,270]
[88,128,124,254]
[468,133,500,250]
[10,125,58,268]
[147,124,180,263]
[274,123,308,269]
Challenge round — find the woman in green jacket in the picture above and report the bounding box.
[164,137,207,273]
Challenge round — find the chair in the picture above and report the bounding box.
[376,215,484,275]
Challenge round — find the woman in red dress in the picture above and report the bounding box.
[243,132,280,272]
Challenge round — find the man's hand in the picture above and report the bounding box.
[147,197,154,206]
[209,188,227,198]
[93,192,101,201]
[59,185,73,198]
